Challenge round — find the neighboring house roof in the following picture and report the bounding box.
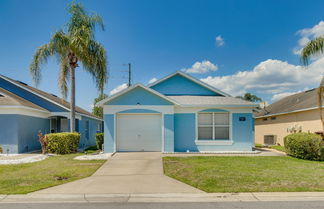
[168,95,257,107]
[0,75,100,119]
[97,83,180,106]
[147,71,231,97]
[0,88,47,111]
[255,88,320,118]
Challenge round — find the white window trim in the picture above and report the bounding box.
[195,112,233,144]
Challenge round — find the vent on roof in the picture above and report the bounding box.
[51,94,58,97]
[17,80,28,86]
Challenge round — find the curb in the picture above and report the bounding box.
[1,192,324,203]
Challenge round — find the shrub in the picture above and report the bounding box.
[0,146,2,154]
[96,133,104,150]
[284,132,324,161]
[85,145,98,151]
[46,132,80,154]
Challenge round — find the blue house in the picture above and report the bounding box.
[0,74,103,154]
[98,71,257,153]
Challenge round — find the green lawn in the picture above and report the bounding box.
[269,145,286,152]
[163,156,324,192]
[0,154,105,194]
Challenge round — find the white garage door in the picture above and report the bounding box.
[116,114,162,152]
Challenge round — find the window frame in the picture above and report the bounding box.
[197,112,231,141]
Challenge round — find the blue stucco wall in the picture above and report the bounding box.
[17,115,50,153]
[0,114,50,154]
[107,86,173,105]
[0,115,19,153]
[150,74,221,96]
[104,114,115,153]
[79,116,101,149]
[164,114,174,152]
[174,113,198,152]
[0,77,67,112]
[174,112,254,152]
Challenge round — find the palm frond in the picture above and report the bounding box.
[301,36,324,65]
[29,44,54,86]
[77,40,108,92]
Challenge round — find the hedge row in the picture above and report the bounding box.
[284,132,324,161]
[46,132,80,154]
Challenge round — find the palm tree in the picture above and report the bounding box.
[30,2,107,132]
[236,93,262,103]
[301,37,324,132]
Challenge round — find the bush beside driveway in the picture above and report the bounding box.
[0,153,105,194]
[163,156,324,193]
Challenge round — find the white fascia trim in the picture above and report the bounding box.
[104,105,174,115]
[255,106,323,119]
[50,112,82,120]
[97,83,180,106]
[175,106,253,114]
[147,71,231,97]
[0,75,70,111]
[0,105,50,118]
[195,140,234,145]
[179,104,258,108]
[79,113,103,121]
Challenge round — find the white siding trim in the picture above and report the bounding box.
[104,105,174,115]
[50,112,82,120]
[0,106,50,118]
[175,106,253,114]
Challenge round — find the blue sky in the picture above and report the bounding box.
[0,0,324,110]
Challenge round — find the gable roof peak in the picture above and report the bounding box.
[147,71,231,97]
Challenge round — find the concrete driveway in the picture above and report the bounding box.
[34,152,203,194]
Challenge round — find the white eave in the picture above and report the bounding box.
[97,83,180,106]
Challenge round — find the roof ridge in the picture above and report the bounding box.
[0,75,101,120]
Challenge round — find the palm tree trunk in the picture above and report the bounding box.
[70,66,76,132]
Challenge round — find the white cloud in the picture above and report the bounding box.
[294,21,324,55]
[183,60,218,74]
[215,35,225,46]
[109,83,128,95]
[201,58,323,99]
[148,77,157,84]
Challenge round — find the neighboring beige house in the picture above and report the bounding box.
[255,88,323,145]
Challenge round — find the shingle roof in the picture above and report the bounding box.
[0,75,100,119]
[167,95,256,106]
[255,88,319,118]
[0,88,47,111]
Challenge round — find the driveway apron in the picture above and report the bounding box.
[34,152,203,194]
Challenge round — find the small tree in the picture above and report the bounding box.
[92,94,108,118]
[236,93,262,103]
[30,2,108,132]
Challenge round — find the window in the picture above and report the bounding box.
[85,121,90,139]
[198,112,230,140]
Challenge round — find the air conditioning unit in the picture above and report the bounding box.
[264,135,277,145]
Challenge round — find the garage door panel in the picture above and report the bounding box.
[117,114,162,152]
